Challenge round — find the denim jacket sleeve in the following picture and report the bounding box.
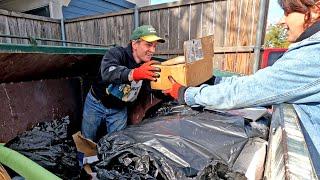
[185,32,320,110]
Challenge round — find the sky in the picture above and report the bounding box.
[151,0,284,26]
[268,0,284,25]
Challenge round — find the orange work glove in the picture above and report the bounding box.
[132,60,160,81]
[163,76,186,102]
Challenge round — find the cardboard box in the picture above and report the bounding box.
[151,35,214,90]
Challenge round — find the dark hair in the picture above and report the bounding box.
[278,0,320,28]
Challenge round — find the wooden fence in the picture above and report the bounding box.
[0,0,269,75]
[0,9,61,45]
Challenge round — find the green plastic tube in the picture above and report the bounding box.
[0,145,61,180]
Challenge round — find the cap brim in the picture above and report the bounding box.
[141,35,165,43]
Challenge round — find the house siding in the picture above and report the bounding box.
[63,0,135,19]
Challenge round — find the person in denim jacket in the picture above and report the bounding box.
[165,0,320,124]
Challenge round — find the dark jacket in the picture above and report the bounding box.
[91,44,143,108]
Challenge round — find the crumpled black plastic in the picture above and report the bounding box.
[95,105,249,179]
[5,116,80,180]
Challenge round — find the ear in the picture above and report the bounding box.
[131,41,139,50]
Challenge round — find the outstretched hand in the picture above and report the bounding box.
[132,60,161,81]
[163,76,183,100]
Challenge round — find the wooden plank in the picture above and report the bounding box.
[214,0,227,47]
[247,52,254,74]
[7,17,20,44]
[33,20,42,44]
[69,23,78,44]
[214,0,227,71]
[158,9,169,51]
[123,14,134,44]
[25,19,35,44]
[106,17,115,46]
[239,0,254,46]
[224,0,233,72]
[64,22,75,44]
[83,20,95,45]
[79,21,87,46]
[190,3,202,39]
[40,20,53,45]
[0,15,10,43]
[168,7,179,50]
[236,0,255,74]
[226,0,242,46]
[94,18,107,45]
[251,0,260,45]
[46,22,56,45]
[178,5,190,49]
[225,0,243,73]
[139,11,150,25]
[114,15,125,46]
[149,10,160,36]
[202,1,214,36]
[214,46,253,53]
[64,23,71,46]
[93,19,101,45]
[225,0,238,72]
[17,18,28,44]
[214,54,225,71]
[76,21,84,46]
[52,23,62,46]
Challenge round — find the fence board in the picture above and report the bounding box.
[0,15,10,43]
[106,17,115,45]
[149,10,160,38]
[236,0,256,74]
[190,3,202,39]
[178,5,190,49]
[159,8,169,52]
[202,2,214,37]
[123,14,134,45]
[139,11,149,25]
[225,0,241,72]
[65,22,76,45]
[0,9,62,46]
[168,7,180,51]
[94,18,107,45]
[7,17,20,44]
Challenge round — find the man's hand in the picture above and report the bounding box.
[163,76,184,100]
[132,60,160,81]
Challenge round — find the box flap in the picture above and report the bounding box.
[72,131,97,157]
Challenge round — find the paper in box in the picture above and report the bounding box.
[151,35,214,90]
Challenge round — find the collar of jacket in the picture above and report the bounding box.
[125,43,134,60]
[295,21,320,42]
[125,43,142,66]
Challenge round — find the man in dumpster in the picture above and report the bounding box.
[81,25,165,142]
[164,0,320,121]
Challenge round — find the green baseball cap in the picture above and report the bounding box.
[130,25,165,43]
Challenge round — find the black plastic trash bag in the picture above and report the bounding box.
[5,116,80,180]
[95,105,249,179]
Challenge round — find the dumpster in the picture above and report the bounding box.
[0,43,106,142]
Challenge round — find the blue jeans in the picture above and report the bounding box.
[81,91,127,142]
